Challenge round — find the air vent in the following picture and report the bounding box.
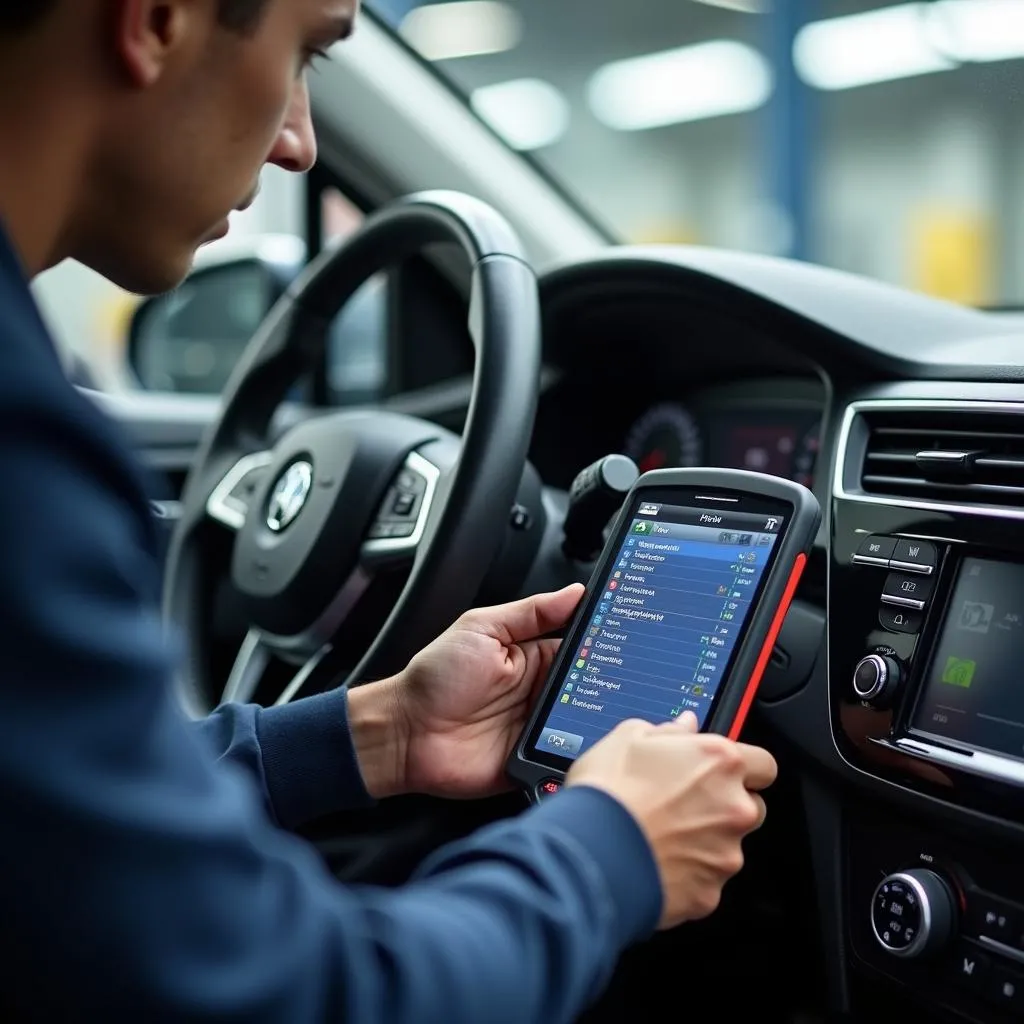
[859,407,1024,509]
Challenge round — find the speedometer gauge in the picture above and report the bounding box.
[624,403,702,473]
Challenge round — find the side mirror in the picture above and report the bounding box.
[127,236,305,394]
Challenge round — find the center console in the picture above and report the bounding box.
[829,399,1024,1023]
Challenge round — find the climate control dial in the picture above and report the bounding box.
[871,869,957,959]
[853,653,901,706]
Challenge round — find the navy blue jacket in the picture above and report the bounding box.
[0,229,661,1022]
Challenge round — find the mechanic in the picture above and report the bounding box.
[0,1,777,1021]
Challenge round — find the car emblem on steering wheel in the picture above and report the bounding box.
[266,460,313,532]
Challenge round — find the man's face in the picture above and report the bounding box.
[78,0,357,295]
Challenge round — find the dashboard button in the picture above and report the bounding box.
[986,966,1024,1011]
[891,539,938,575]
[952,941,992,993]
[879,606,924,634]
[967,893,1019,945]
[854,535,897,566]
[882,571,935,610]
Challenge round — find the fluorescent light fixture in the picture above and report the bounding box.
[691,0,767,12]
[793,4,955,91]
[399,1,521,61]
[470,78,571,150]
[927,0,1024,63]
[587,40,773,131]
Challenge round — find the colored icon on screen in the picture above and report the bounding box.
[570,672,579,681]
[592,615,603,625]
[941,656,976,688]
[560,693,570,703]
[599,603,610,614]
[608,581,618,590]
[575,659,586,669]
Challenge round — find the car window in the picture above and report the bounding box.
[369,0,1024,311]
[34,171,387,401]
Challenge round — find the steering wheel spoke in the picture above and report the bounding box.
[206,451,274,530]
[221,629,335,708]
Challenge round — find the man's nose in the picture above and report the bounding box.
[268,78,318,173]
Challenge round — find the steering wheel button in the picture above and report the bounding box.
[393,492,416,516]
[390,523,415,539]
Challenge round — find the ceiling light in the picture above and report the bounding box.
[793,4,955,91]
[470,79,571,150]
[587,40,773,131]
[927,0,1024,63]
[691,0,768,12]
[399,1,522,61]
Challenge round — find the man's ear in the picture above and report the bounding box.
[113,0,196,86]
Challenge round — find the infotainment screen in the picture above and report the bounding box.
[913,557,1024,762]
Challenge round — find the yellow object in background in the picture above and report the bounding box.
[910,208,993,307]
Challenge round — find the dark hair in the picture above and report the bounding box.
[1,0,272,34]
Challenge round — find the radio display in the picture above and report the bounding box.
[912,557,1024,762]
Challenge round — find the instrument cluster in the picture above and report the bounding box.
[622,383,824,488]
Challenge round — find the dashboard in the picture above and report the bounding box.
[620,382,823,490]
[524,246,1024,1024]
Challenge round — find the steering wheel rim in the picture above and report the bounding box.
[164,191,542,715]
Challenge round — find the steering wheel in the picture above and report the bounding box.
[164,192,541,715]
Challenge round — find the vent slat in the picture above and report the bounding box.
[859,410,1024,509]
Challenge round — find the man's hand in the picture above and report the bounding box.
[567,713,777,929]
[381,584,584,799]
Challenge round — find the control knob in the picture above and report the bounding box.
[852,653,901,706]
[562,455,639,562]
[871,869,957,959]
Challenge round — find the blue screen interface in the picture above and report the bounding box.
[531,500,785,762]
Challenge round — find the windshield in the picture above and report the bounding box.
[368,0,1024,310]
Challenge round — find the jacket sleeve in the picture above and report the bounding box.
[0,406,662,1024]
[195,686,377,828]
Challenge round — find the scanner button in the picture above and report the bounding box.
[536,778,562,800]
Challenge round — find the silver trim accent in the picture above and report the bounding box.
[206,452,274,530]
[880,594,926,610]
[889,560,934,575]
[221,630,271,706]
[833,399,1024,522]
[888,736,1024,788]
[361,450,441,558]
[274,645,333,707]
[978,935,1024,966]
[871,872,935,959]
[853,654,890,701]
[852,555,891,567]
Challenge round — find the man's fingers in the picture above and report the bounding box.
[473,584,585,645]
[737,744,778,790]
[659,710,699,733]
